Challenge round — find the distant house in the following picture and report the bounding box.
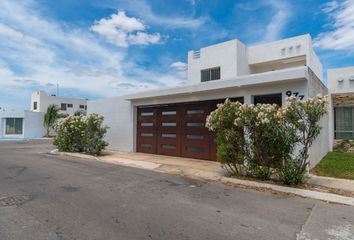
[87,34,353,168]
[31,90,87,116]
[0,91,87,140]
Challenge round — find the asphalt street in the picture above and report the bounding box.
[0,140,353,240]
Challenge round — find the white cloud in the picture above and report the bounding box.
[0,0,185,110]
[314,0,354,51]
[170,61,187,71]
[170,61,188,79]
[91,10,161,47]
[97,0,206,29]
[261,0,291,42]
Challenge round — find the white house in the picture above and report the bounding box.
[31,90,88,116]
[328,66,354,141]
[0,91,88,140]
[88,34,333,167]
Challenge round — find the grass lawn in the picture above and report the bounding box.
[312,152,354,180]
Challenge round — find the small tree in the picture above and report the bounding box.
[44,104,65,137]
[53,114,108,156]
[84,114,108,156]
[278,95,328,184]
[206,100,247,176]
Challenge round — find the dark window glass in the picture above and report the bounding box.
[187,122,204,127]
[141,133,153,137]
[141,112,154,116]
[141,144,152,148]
[162,122,176,127]
[186,135,204,140]
[61,103,67,111]
[141,122,153,127]
[201,67,220,82]
[186,146,203,153]
[162,144,176,150]
[162,133,176,138]
[334,107,354,139]
[33,102,37,110]
[5,118,23,135]
[67,104,73,108]
[162,111,176,115]
[79,105,85,109]
[187,110,204,115]
[254,93,282,106]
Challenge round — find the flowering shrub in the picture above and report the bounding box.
[206,95,328,185]
[53,113,108,156]
[206,100,246,175]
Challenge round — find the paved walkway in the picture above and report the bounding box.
[98,151,354,196]
[308,174,354,193]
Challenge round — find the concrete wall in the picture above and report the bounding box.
[0,111,46,139]
[88,96,135,152]
[328,66,354,94]
[31,91,87,115]
[90,79,307,153]
[306,69,330,168]
[23,111,46,138]
[248,35,310,65]
[188,40,239,85]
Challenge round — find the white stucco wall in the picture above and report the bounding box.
[306,70,330,168]
[328,66,354,94]
[248,35,310,65]
[188,40,249,85]
[0,111,45,139]
[31,91,87,115]
[23,111,46,138]
[87,96,135,152]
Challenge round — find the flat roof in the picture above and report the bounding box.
[125,66,309,101]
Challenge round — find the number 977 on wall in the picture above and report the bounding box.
[286,91,305,100]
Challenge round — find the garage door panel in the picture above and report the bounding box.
[137,99,237,161]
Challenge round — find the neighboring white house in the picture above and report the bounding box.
[0,110,46,139]
[328,66,354,141]
[0,91,88,140]
[88,34,332,168]
[31,90,88,116]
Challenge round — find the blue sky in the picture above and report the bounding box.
[0,0,353,111]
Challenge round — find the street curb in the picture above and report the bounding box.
[49,149,99,161]
[52,150,354,206]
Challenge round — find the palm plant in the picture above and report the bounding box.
[44,104,65,137]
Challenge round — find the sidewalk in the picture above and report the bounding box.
[53,150,354,206]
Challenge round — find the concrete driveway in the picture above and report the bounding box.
[0,139,353,240]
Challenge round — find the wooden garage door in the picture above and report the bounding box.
[137,98,243,161]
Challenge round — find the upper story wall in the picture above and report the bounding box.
[187,34,323,85]
[328,66,354,94]
[31,91,88,115]
[187,40,250,85]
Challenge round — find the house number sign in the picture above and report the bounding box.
[285,91,305,100]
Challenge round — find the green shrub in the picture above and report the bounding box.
[53,114,108,156]
[206,95,328,185]
[84,114,108,156]
[277,159,308,185]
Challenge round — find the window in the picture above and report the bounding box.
[67,104,73,108]
[201,67,220,82]
[79,105,85,109]
[33,102,37,110]
[334,107,354,139]
[254,93,282,106]
[5,118,23,135]
[61,103,67,111]
[85,105,87,110]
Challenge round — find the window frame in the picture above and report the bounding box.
[33,101,37,110]
[201,67,221,82]
[5,118,23,135]
[67,103,73,108]
[61,103,67,111]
